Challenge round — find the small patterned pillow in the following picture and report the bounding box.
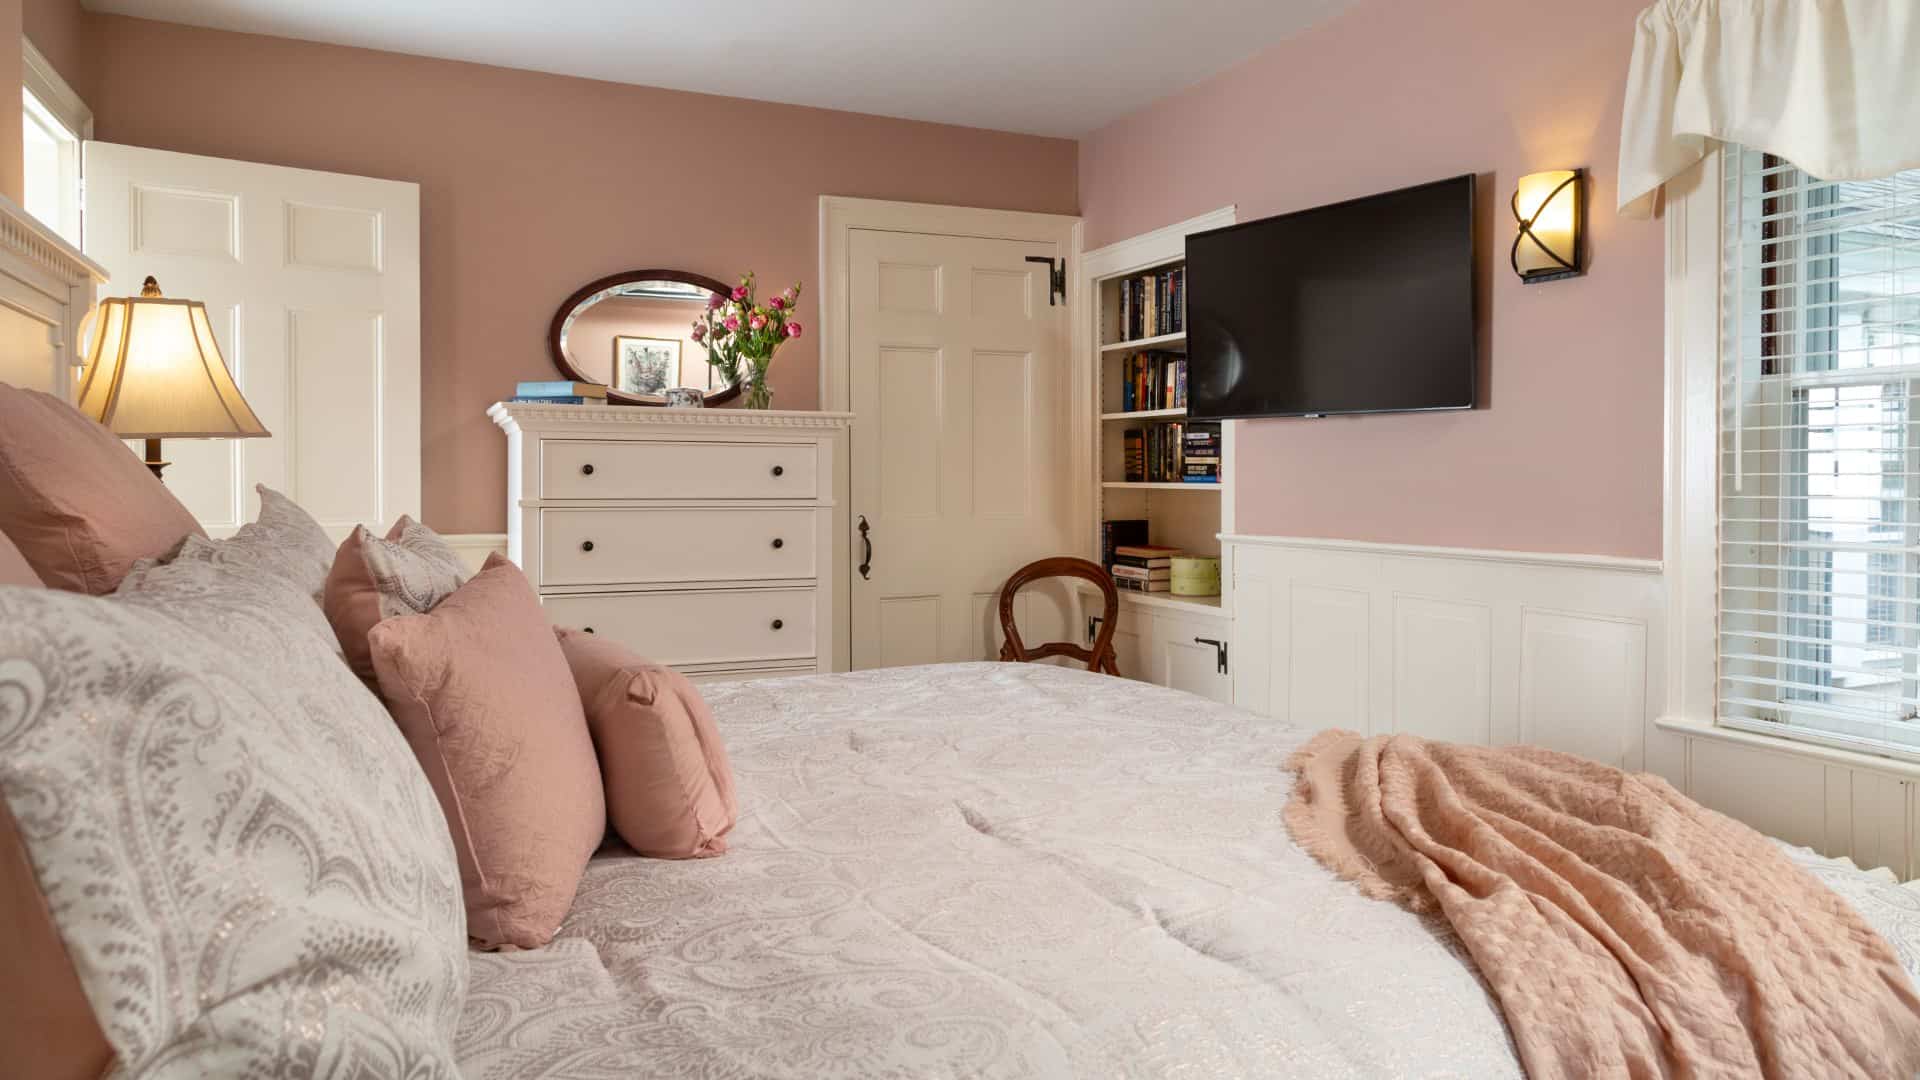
[324,515,470,679]
[153,485,337,603]
[0,545,469,1076]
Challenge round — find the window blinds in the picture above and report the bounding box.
[1720,146,1920,758]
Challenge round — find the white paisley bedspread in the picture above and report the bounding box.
[454,662,1920,1079]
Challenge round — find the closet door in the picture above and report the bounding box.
[846,227,1075,668]
[84,141,421,538]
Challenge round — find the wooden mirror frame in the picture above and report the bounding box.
[547,268,742,406]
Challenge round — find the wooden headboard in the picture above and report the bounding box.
[0,192,106,398]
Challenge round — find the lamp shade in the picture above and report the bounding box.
[75,277,269,439]
[1511,169,1584,283]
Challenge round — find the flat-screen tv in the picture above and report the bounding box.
[1185,174,1477,420]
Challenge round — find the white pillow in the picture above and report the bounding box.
[0,548,468,1075]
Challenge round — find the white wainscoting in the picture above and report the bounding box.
[442,533,508,575]
[1227,534,1671,773]
[1227,533,1920,877]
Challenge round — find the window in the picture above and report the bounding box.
[22,85,79,244]
[20,40,91,248]
[1719,147,1920,758]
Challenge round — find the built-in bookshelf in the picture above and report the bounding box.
[1084,208,1236,622]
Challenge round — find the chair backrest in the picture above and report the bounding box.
[997,556,1121,675]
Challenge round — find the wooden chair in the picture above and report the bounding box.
[997,556,1121,675]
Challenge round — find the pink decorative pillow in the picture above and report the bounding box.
[555,627,737,859]
[0,531,43,588]
[368,553,603,949]
[323,515,469,679]
[0,384,204,594]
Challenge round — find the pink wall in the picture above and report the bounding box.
[81,16,1079,534]
[1079,0,1663,559]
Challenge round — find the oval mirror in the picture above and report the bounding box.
[547,269,740,406]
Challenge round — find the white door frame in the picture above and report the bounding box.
[818,196,1083,668]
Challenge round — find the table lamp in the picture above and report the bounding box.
[74,276,269,479]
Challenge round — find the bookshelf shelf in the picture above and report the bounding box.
[1100,407,1186,421]
[1099,330,1186,353]
[1101,481,1220,492]
[1073,579,1223,615]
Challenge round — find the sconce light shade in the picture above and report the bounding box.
[1511,168,1584,283]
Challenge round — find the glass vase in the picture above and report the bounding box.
[742,363,775,410]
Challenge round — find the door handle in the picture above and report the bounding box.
[1194,637,1228,675]
[857,515,872,580]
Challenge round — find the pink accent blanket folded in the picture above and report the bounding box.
[1284,729,1920,1079]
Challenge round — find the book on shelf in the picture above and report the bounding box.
[1116,266,1186,343]
[1115,577,1172,593]
[509,395,595,404]
[1114,544,1182,559]
[1180,421,1222,482]
[1111,565,1172,582]
[1122,429,1146,482]
[1100,519,1149,568]
[1111,553,1172,569]
[1119,351,1188,413]
[515,380,607,399]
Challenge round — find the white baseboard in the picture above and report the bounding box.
[440,532,508,574]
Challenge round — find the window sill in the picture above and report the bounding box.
[1655,714,1920,782]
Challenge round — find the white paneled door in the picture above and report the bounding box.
[849,229,1075,668]
[83,142,421,538]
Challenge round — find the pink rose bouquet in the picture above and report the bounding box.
[692,270,803,409]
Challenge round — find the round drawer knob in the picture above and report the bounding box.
[581,540,595,552]
[581,463,595,476]
[771,465,784,477]
[771,618,784,631]
[771,537,784,549]
[582,627,595,634]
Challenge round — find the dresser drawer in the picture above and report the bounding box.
[542,588,816,666]
[539,440,817,500]
[541,507,816,586]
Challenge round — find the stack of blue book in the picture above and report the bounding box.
[510,380,608,405]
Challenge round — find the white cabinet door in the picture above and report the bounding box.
[1148,610,1232,704]
[1096,604,1231,704]
[83,142,421,538]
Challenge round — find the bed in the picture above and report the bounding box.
[455,662,1920,1078]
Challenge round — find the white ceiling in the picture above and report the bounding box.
[83,0,1354,137]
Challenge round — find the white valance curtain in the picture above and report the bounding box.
[1618,0,1920,217]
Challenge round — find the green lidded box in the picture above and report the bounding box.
[1169,555,1221,597]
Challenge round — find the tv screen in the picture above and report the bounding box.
[1186,174,1477,420]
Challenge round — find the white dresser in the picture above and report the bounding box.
[489,403,852,682]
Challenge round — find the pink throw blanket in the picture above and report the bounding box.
[1284,729,1920,1078]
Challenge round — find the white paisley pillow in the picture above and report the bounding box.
[155,484,337,604]
[0,552,468,1076]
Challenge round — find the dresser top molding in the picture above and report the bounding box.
[489,402,854,433]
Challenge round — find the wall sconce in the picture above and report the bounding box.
[1511,168,1584,283]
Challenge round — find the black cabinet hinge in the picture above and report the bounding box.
[1025,256,1065,306]
[1194,637,1228,675]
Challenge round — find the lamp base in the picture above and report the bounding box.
[143,437,169,481]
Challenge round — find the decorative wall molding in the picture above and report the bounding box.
[441,532,508,574]
[1218,533,1662,574]
[0,190,106,291]
[489,403,856,430]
